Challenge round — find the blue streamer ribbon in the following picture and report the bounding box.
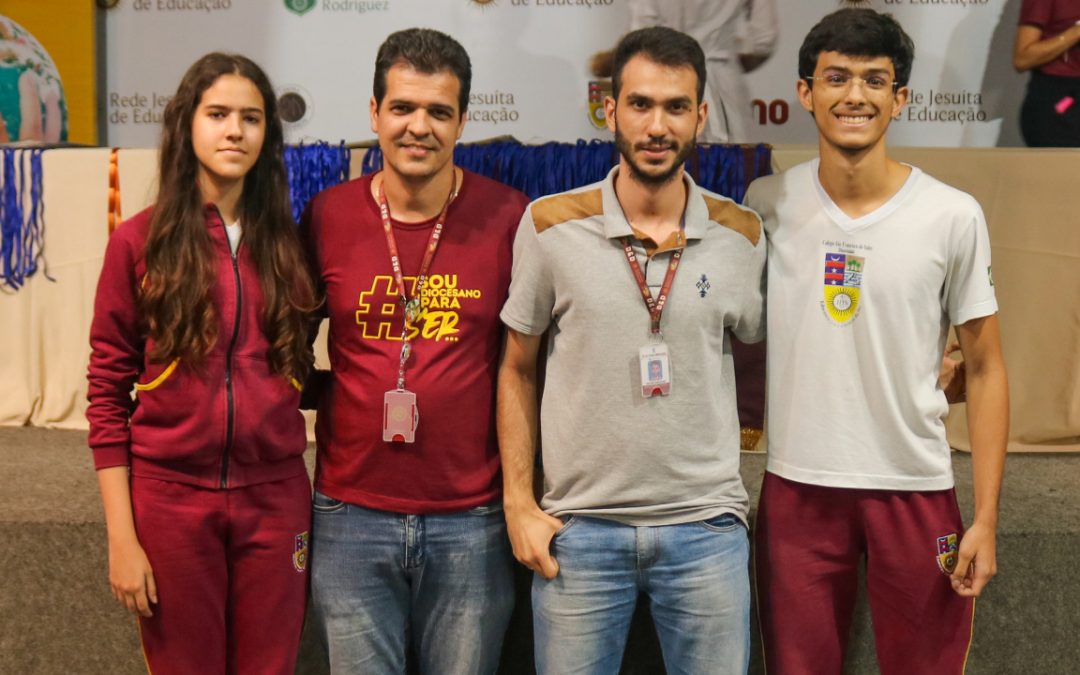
[285,141,352,222]
[361,145,383,176]
[1,148,49,290]
[360,140,770,202]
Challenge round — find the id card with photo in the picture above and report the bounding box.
[639,343,672,398]
[383,389,419,443]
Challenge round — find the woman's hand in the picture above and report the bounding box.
[108,536,158,617]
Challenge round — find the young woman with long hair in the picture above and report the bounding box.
[87,53,315,674]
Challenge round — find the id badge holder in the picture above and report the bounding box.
[383,389,419,443]
[639,343,672,398]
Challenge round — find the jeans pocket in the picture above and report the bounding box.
[312,490,347,514]
[699,512,743,533]
[467,501,504,516]
[553,515,578,538]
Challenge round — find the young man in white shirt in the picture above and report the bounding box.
[744,8,1008,674]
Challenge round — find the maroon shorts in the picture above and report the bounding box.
[131,474,311,675]
[753,472,974,675]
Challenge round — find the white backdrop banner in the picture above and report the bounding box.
[105,0,1028,147]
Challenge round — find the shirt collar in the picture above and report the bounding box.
[600,165,706,242]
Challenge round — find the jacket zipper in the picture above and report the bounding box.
[221,232,242,488]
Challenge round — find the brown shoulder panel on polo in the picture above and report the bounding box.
[531,189,604,234]
[703,196,761,246]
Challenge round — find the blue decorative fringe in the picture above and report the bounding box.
[1,148,48,290]
[0,141,767,291]
[284,142,351,222]
[360,140,772,202]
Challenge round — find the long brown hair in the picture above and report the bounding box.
[139,52,315,382]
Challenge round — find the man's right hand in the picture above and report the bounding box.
[505,505,565,580]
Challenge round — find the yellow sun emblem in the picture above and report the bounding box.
[824,287,860,324]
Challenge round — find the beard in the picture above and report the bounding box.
[614,126,696,187]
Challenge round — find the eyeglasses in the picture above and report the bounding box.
[804,73,899,92]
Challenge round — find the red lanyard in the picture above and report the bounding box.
[376,171,457,389]
[620,237,683,335]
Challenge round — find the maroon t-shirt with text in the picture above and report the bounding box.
[302,170,529,513]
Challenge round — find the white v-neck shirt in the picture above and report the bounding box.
[745,160,997,490]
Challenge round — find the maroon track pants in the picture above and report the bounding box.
[754,472,975,675]
[131,473,311,675]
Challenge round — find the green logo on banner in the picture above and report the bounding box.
[285,0,316,16]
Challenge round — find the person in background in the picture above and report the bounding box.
[1014,0,1080,146]
[87,52,316,674]
[627,0,778,143]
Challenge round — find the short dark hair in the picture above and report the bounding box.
[611,26,706,104]
[798,9,915,87]
[373,28,472,114]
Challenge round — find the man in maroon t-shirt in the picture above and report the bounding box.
[301,28,530,674]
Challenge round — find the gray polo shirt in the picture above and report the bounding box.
[501,167,765,526]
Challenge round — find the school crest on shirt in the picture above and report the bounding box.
[936,533,958,574]
[293,532,310,572]
[822,252,864,325]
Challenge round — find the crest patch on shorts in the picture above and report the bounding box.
[936,533,958,574]
[293,531,310,572]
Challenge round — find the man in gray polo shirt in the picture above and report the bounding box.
[497,26,765,674]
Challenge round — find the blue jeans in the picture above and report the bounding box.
[533,514,750,675]
[310,492,514,674]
